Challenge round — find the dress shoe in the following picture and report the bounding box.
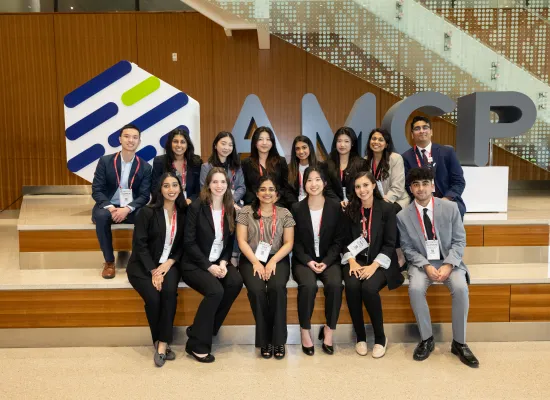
[154,351,166,367]
[372,337,388,359]
[185,347,215,363]
[301,344,314,356]
[413,336,435,361]
[101,262,116,279]
[261,344,273,359]
[165,346,176,361]
[451,340,479,368]
[318,326,334,355]
[274,345,286,360]
[355,341,368,356]
[186,326,192,337]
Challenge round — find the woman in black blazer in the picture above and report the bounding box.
[241,126,294,209]
[342,170,404,358]
[151,128,202,204]
[291,166,344,356]
[180,167,243,363]
[325,127,368,208]
[126,172,187,367]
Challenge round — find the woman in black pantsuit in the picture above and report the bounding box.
[237,175,295,360]
[127,172,187,367]
[180,167,243,363]
[291,167,344,356]
[342,171,404,358]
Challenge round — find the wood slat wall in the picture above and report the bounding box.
[0,12,547,210]
[510,284,550,322]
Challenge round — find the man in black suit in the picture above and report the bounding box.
[402,116,466,217]
[92,124,152,279]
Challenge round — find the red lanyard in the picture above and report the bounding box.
[360,206,373,241]
[173,160,187,186]
[167,210,177,245]
[210,204,225,240]
[230,169,236,189]
[298,171,303,192]
[258,205,277,245]
[259,163,264,177]
[114,152,140,189]
[414,197,436,240]
[317,215,322,237]
[414,146,431,168]
[340,169,344,182]
[371,159,381,180]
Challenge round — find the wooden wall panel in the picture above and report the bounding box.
[510,284,550,322]
[0,14,61,210]
[19,230,133,252]
[135,13,215,158]
[465,225,484,247]
[484,225,550,247]
[493,145,550,180]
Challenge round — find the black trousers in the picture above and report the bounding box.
[127,266,180,344]
[239,255,290,347]
[342,264,387,344]
[92,204,136,262]
[292,263,343,330]
[181,264,243,354]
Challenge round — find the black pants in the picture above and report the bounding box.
[239,256,290,347]
[292,263,343,330]
[127,266,180,344]
[343,264,387,344]
[181,264,243,354]
[92,204,136,262]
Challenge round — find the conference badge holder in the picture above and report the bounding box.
[347,236,368,257]
[209,239,224,262]
[426,239,440,261]
[120,189,133,207]
[314,236,320,258]
[255,241,271,263]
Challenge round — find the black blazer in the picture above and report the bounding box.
[343,197,404,290]
[325,157,368,201]
[151,154,202,201]
[287,161,340,204]
[291,198,345,267]
[180,199,234,271]
[126,206,186,278]
[241,156,295,209]
[91,153,152,210]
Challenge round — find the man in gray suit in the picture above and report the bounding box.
[397,167,479,368]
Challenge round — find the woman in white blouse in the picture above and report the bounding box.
[127,172,187,367]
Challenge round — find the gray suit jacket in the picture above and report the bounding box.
[396,197,470,283]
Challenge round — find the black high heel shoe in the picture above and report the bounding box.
[274,345,286,360]
[261,344,273,359]
[301,330,314,356]
[318,326,334,355]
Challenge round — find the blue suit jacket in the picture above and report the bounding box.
[91,153,152,210]
[402,143,466,216]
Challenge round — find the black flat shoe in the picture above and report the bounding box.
[185,347,215,363]
[318,326,334,355]
[451,340,479,368]
[274,345,286,359]
[413,336,435,361]
[186,326,192,337]
[261,344,273,359]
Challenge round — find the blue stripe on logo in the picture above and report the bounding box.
[65,102,119,141]
[107,92,189,148]
[64,61,132,108]
[67,144,106,172]
[159,125,189,148]
[136,145,157,163]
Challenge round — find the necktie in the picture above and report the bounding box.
[421,149,429,166]
[423,208,434,240]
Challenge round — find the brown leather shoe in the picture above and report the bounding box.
[102,262,116,279]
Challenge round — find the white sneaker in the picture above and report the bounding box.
[355,341,368,356]
[372,337,388,359]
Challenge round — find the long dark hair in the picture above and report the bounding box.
[329,127,361,168]
[345,171,383,223]
[288,135,317,190]
[302,166,327,198]
[199,167,235,233]
[251,175,279,220]
[364,128,394,181]
[163,128,197,172]
[250,126,281,175]
[149,172,187,211]
[208,131,241,171]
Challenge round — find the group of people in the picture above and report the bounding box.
[91,116,478,369]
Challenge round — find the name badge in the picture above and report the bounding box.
[348,236,369,257]
[376,180,385,197]
[298,194,306,202]
[426,239,440,260]
[255,241,272,263]
[342,187,348,202]
[231,189,235,196]
[314,236,320,258]
[209,239,224,262]
[159,243,171,263]
[427,156,433,163]
[120,189,133,207]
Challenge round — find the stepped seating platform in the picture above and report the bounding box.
[1,185,550,346]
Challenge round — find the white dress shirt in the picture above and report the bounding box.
[159,208,178,263]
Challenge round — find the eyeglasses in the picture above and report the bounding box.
[412,125,431,132]
[411,180,433,188]
[258,187,276,193]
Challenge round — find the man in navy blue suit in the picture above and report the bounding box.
[402,116,466,217]
[92,124,152,279]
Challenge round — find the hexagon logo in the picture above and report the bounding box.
[64,60,200,182]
